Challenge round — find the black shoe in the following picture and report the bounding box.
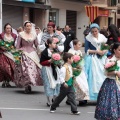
[24,87,29,94]
[6,82,12,88]
[50,106,56,113]
[2,83,6,88]
[46,103,51,107]
[28,85,32,92]
[71,111,80,115]
[66,101,71,105]
[24,86,31,94]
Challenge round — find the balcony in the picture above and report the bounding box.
[92,0,117,7]
[91,0,108,7]
[63,0,90,4]
[117,0,120,7]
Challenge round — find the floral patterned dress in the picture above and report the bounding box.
[0,33,17,82]
[95,55,120,120]
[14,31,42,87]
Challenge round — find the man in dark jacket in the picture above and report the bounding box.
[63,25,76,52]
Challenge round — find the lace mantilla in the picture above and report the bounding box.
[19,31,37,42]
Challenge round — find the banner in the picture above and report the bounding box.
[85,6,109,22]
[15,0,35,2]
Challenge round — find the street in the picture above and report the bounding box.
[0,83,96,120]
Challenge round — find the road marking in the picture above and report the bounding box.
[0,107,95,114]
[0,107,49,111]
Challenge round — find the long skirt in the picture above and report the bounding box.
[0,53,15,82]
[84,54,106,100]
[95,78,120,120]
[14,54,42,87]
[41,67,60,97]
[74,70,89,100]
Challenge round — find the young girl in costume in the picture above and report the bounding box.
[40,38,61,106]
[95,42,120,120]
[68,40,89,105]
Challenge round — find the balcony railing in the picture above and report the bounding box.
[92,0,117,7]
[92,0,107,5]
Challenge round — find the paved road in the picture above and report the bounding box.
[0,82,96,120]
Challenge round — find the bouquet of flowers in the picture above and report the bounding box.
[104,60,119,72]
[53,37,60,45]
[0,40,22,64]
[98,43,110,59]
[101,43,110,51]
[51,53,62,66]
[72,55,82,77]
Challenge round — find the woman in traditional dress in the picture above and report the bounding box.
[0,23,17,87]
[40,38,61,107]
[14,21,42,93]
[95,42,120,120]
[68,40,89,105]
[84,23,107,100]
[40,22,65,52]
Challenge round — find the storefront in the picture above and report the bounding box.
[2,0,51,30]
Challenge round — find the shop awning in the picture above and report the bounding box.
[3,0,51,9]
[85,6,109,22]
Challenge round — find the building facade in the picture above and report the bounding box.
[2,0,91,41]
[90,0,120,28]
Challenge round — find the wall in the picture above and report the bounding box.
[48,0,89,42]
[77,11,89,42]
[99,17,108,29]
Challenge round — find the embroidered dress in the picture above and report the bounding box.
[95,55,120,120]
[84,33,107,100]
[0,33,17,82]
[14,31,42,87]
[40,48,61,96]
[68,48,89,100]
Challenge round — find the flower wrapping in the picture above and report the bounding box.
[72,55,82,76]
[52,53,62,66]
[0,40,22,64]
[104,60,119,72]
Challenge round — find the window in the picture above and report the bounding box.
[49,9,59,26]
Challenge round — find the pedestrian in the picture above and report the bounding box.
[40,38,61,107]
[84,23,108,100]
[14,21,43,93]
[40,22,65,52]
[35,27,43,45]
[95,42,120,120]
[83,26,90,37]
[50,52,80,115]
[100,29,108,38]
[0,23,17,87]
[107,24,120,46]
[17,26,23,34]
[68,40,89,106]
[63,25,76,52]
